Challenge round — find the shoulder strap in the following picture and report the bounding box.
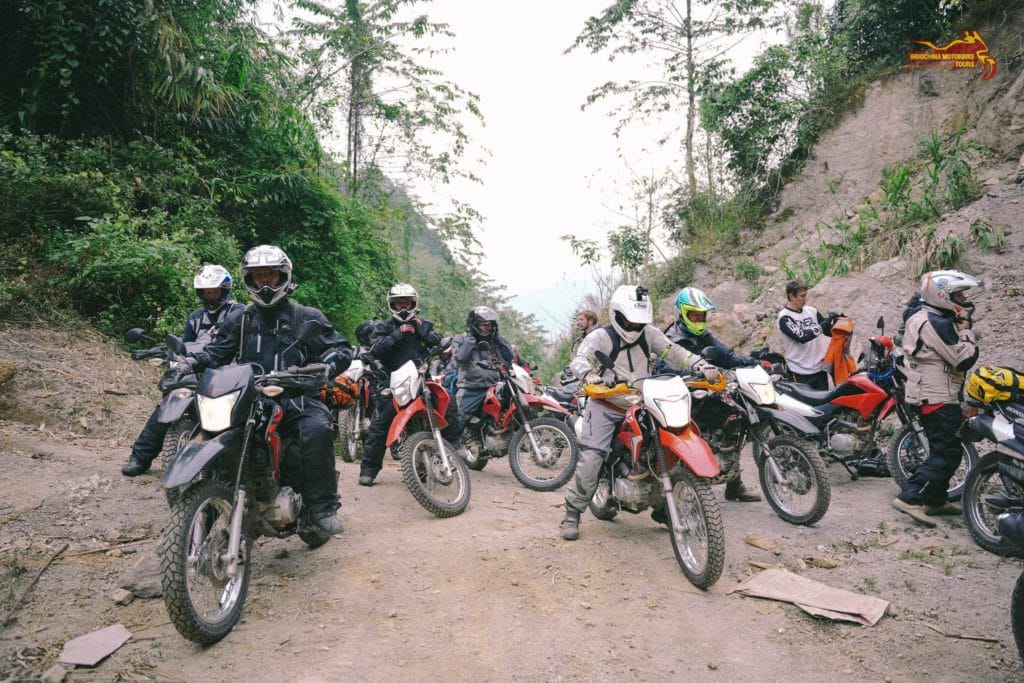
[601,324,649,363]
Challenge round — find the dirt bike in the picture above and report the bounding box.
[331,355,379,463]
[772,316,977,498]
[459,358,579,491]
[157,320,335,645]
[998,511,1024,662]
[688,355,831,526]
[385,338,471,517]
[124,328,204,505]
[584,350,726,589]
[959,399,1024,556]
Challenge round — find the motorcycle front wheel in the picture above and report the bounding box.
[399,432,471,518]
[962,452,1024,557]
[336,404,361,463]
[667,467,725,590]
[756,435,831,526]
[886,424,977,501]
[1013,570,1024,662]
[509,417,579,491]
[160,416,195,508]
[160,481,250,645]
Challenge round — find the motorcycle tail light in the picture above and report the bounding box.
[197,390,241,431]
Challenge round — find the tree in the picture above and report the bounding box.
[567,0,784,197]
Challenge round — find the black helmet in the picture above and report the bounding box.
[467,306,498,340]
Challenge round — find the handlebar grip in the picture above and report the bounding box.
[286,363,331,374]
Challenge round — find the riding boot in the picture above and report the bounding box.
[725,477,761,502]
[560,504,581,541]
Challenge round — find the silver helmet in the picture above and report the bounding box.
[241,245,294,308]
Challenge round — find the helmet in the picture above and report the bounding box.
[193,264,232,311]
[241,245,294,308]
[675,287,716,336]
[608,284,652,344]
[387,283,419,322]
[920,270,980,318]
[355,318,380,347]
[467,306,499,340]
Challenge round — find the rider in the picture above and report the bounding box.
[559,284,722,541]
[358,284,448,486]
[662,286,762,503]
[777,280,839,390]
[121,264,244,477]
[891,270,981,527]
[184,245,352,537]
[451,306,515,447]
[560,309,599,387]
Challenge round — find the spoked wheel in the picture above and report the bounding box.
[887,424,977,501]
[667,467,725,590]
[588,474,618,521]
[509,417,579,491]
[399,432,471,518]
[160,481,249,644]
[756,435,831,526]
[160,416,195,507]
[336,404,361,463]
[962,452,1024,557]
[1013,570,1024,662]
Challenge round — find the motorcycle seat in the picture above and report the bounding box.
[545,388,576,404]
[775,381,840,406]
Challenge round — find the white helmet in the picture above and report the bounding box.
[193,264,233,311]
[387,283,419,322]
[608,284,652,343]
[241,245,294,308]
[920,269,979,318]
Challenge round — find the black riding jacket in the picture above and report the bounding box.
[367,317,442,373]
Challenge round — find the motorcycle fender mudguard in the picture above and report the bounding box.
[758,406,820,435]
[157,391,192,424]
[385,399,450,445]
[161,429,241,489]
[659,427,720,478]
[522,393,569,415]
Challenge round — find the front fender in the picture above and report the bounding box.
[157,390,194,424]
[161,429,241,488]
[660,426,720,478]
[758,405,821,435]
[386,399,451,445]
[522,393,569,415]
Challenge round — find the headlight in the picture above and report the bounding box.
[392,375,416,407]
[171,387,194,400]
[196,390,240,432]
[262,385,285,397]
[749,381,776,405]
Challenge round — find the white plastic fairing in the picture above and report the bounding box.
[343,358,365,381]
[736,365,776,405]
[389,360,421,407]
[510,364,534,394]
[639,375,691,428]
[775,392,822,418]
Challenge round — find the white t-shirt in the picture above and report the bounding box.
[777,306,829,375]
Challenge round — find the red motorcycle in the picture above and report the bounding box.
[385,340,471,517]
[584,351,725,589]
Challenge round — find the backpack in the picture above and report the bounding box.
[965,366,1024,404]
[602,324,650,372]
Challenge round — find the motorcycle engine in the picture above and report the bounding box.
[828,433,859,454]
[828,408,870,454]
[261,486,301,529]
[481,424,510,455]
[613,473,658,511]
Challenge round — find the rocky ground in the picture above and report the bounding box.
[2,320,1024,682]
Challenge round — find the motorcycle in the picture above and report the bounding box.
[385,338,471,517]
[999,512,1024,662]
[460,358,579,491]
[585,350,726,589]
[772,316,977,498]
[959,398,1024,556]
[124,328,204,505]
[330,355,381,463]
[157,320,335,644]
[688,353,831,526]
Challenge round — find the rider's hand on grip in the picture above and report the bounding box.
[586,368,618,387]
[172,356,198,380]
[695,360,722,382]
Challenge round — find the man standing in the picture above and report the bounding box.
[892,270,981,526]
[777,280,836,390]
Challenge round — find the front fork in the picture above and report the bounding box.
[749,410,787,485]
[515,392,545,457]
[650,419,684,530]
[424,392,455,477]
[224,412,256,579]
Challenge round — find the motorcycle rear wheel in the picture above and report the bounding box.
[1012,570,1024,662]
[399,431,471,518]
[336,404,361,463]
[756,435,831,526]
[962,452,1024,557]
[509,417,579,491]
[589,475,618,521]
[667,467,724,590]
[160,480,250,645]
[886,424,977,501]
[160,416,195,508]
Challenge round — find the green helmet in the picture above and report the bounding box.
[675,287,716,336]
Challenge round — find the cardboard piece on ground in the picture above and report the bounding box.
[58,624,132,666]
[728,568,888,626]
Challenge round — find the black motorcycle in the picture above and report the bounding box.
[158,320,334,644]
